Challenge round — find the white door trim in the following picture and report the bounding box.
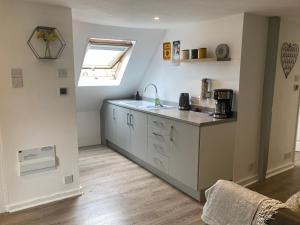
[0,127,7,213]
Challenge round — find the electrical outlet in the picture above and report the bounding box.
[284,152,292,160]
[58,68,68,78]
[248,163,255,172]
[64,175,74,184]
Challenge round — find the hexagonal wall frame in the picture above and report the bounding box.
[27,26,66,59]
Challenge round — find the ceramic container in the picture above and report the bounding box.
[181,49,190,60]
[198,48,207,59]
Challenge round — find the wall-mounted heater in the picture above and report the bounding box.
[18,145,56,176]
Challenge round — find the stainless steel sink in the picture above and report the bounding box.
[120,100,176,110]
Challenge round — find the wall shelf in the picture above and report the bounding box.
[27,26,66,60]
[180,58,231,63]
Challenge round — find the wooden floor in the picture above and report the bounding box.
[0,146,204,225]
[1,147,300,225]
[250,151,300,202]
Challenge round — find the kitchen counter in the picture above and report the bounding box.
[107,99,236,127]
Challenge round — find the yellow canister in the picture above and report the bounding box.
[198,48,207,59]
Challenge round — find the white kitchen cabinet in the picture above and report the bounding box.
[104,103,118,144]
[105,104,148,159]
[116,107,131,152]
[198,122,235,190]
[169,121,199,190]
[104,101,236,201]
[130,110,148,161]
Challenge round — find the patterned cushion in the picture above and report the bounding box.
[286,191,300,213]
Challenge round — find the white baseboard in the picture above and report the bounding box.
[266,163,294,179]
[236,175,259,187]
[0,205,5,214]
[296,141,300,151]
[78,137,101,148]
[6,187,83,213]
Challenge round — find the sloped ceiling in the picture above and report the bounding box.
[19,0,300,28]
[73,21,165,111]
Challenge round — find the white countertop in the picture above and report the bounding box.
[107,100,236,127]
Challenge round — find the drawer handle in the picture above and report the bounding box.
[153,121,159,125]
[152,132,163,138]
[170,125,174,142]
[130,114,134,127]
[127,113,130,126]
[153,121,164,128]
[113,109,116,120]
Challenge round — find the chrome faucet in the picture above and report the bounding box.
[144,83,161,107]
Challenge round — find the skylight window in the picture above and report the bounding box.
[78,38,134,86]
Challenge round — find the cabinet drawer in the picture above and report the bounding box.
[148,115,170,132]
[148,150,169,174]
[148,137,170,157]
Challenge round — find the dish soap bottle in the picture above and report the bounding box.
[135,91,141,100]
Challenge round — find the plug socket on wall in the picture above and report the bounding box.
[64,175,74,184]
[58,68,68,78]
[283,152,292,160]
[248,163,255,172]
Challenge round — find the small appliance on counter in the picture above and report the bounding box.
[179,93,190,110]
[201,78,212,99]
[213,89,233,119]
[135,91,142,100]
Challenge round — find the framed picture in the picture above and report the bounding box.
[172,40,180,64]
[163,42,171,60]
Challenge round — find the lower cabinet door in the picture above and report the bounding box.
[104,103,117,144]
[169,121,199,190]
[130,110,148,161]
[116,107,131,152]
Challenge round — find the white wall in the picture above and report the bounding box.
[0,1,81,211]
[233,14,268,184]
[295,111,300,151]
[77,111,100,147]
[267,17,300,175]
[73,21,165,146]
[139,14,244,110]
[0,127,6,212]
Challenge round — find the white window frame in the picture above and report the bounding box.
[78,38,135,87]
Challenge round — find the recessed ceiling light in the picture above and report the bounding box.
[153,16,160,21]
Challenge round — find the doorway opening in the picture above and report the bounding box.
[295,112,300,165]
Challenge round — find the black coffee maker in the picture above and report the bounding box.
[213,89,233,119]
